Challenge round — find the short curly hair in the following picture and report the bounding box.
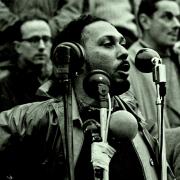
[53,14,106,48]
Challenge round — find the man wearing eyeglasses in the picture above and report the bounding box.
[0,9,53,111]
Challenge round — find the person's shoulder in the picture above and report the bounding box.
[16,99,56,114]
[0,99,56,120]
[119,91,138,111]
[128,40,142,52]
[165,127,180,180]
[0,99,62,131]
[166,127,180,139]
[127,40,143,63]
[166,127,180,149]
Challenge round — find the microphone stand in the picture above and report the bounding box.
[55,45,74,180]
[83,70,111,180]
[98,83,110,180]
[152,57,167,180]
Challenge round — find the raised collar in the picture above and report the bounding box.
[37,80,82,124]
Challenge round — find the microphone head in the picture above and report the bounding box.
[109,110,138,141]
[83,70,111,99]
[52,42,85,75]
[135,48,161,73]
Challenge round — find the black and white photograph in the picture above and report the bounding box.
[0,0,180,179]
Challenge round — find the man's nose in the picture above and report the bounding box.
[173,16,180,28]
[38,39,46,51]
[117,45,128,61]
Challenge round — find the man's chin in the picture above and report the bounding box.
[110,79,130,95]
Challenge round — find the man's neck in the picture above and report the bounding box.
[141,35,170,56]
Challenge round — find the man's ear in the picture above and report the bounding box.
[14,41,22,54]
[139,14,152,31]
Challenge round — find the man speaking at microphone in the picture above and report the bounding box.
[0,14,174,180]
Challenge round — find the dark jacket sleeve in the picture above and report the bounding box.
[0,101,52,147]
[0,100,63,178]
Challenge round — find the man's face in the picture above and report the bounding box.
[15,20,52,70]
[82,21,130,94]
[147,0,180,48]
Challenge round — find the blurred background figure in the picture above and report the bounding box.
[0,0,86,77]
[0,9,53,111]
[89,0,139,48]
[127,0,180,132]
[166,127,180,180]
[0,0,86,38]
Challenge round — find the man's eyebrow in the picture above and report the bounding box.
[162,11,180,18]
[101,34,125,42]
[164,11,174,15]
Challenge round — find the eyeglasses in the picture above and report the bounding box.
[21,35,52,47]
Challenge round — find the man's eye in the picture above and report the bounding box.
[120,40,126,46]
[28,37,40,43]
[103,41,114,48]
[162,12,174,20]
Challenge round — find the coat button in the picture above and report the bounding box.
[149,158,154,166]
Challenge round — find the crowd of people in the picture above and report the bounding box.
[0,0,180,180]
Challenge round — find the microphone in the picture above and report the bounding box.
[109,110,138,141]
[83,111,138,179]
[83,119,101,142]
[52,42,85,80]
[83,110,138,141]
[83,70,112,145]
[135,48,161,73]
[52,44,71,81]
[83,69,111,100]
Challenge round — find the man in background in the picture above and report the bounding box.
[128,0,180,130]
[0,9,52,111]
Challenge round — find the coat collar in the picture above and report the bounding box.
[37,80,82,124]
